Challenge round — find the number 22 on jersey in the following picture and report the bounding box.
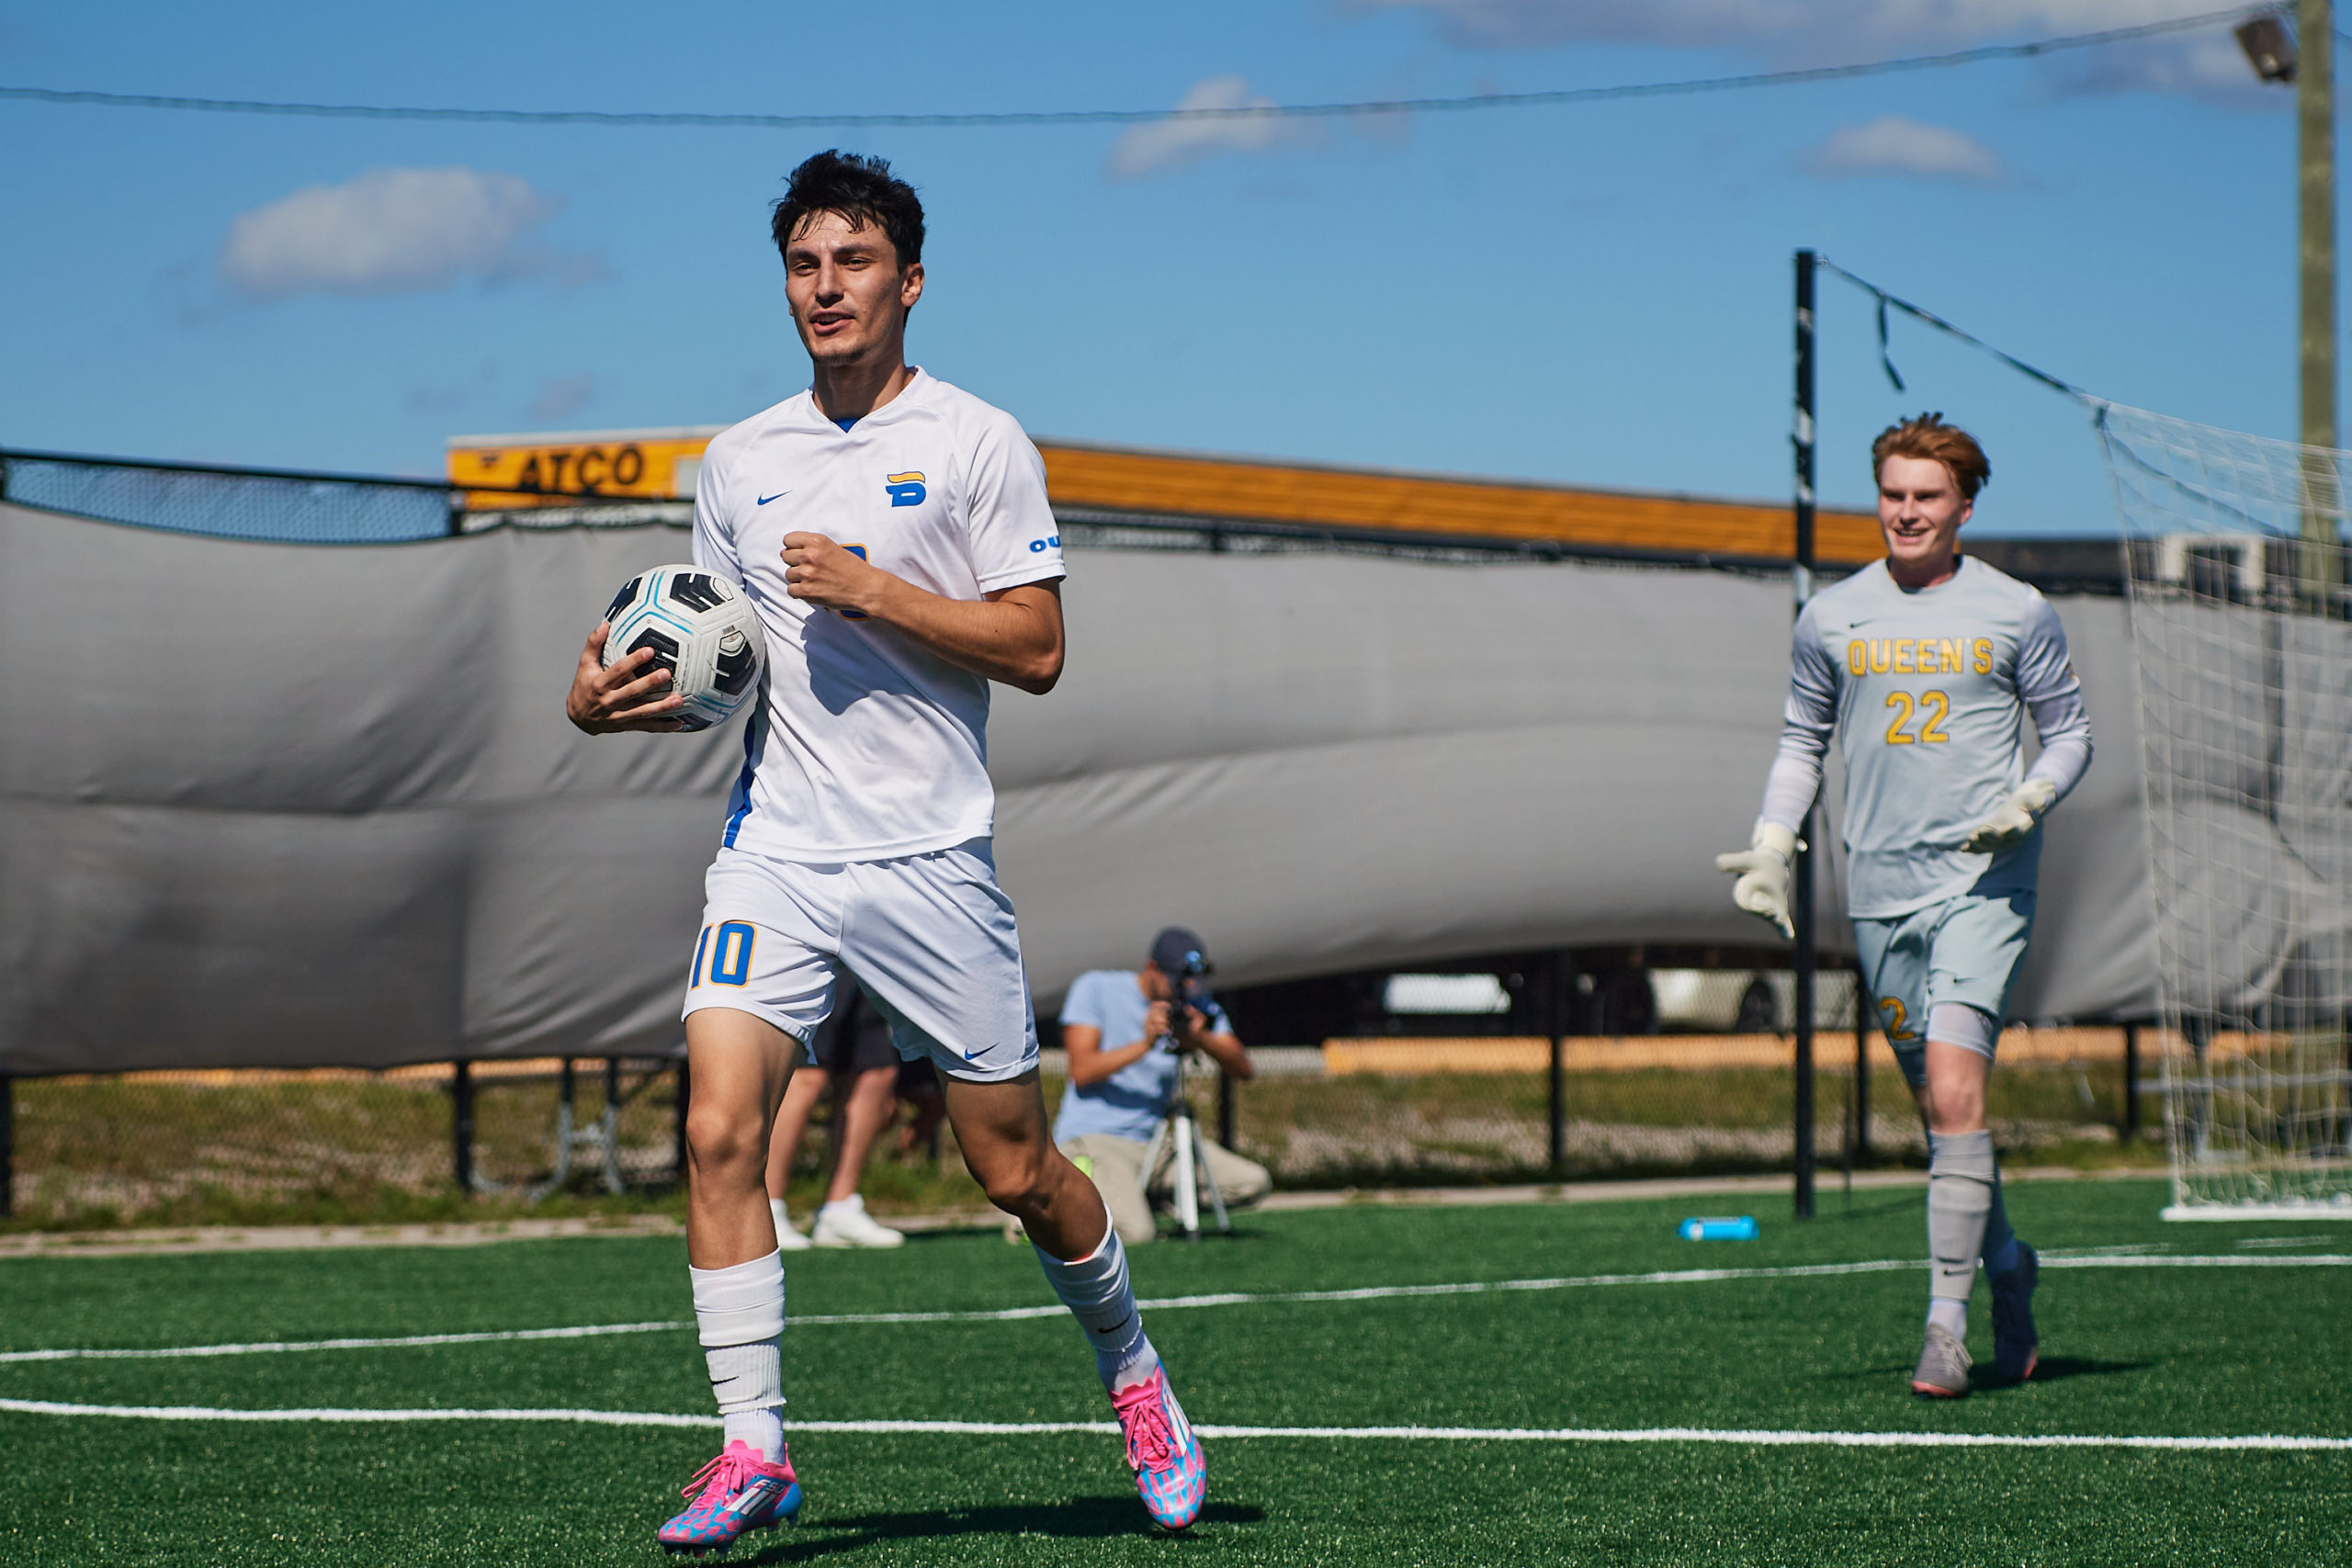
[1883,690,1952,746]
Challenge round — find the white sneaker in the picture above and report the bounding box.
[810,1194,906,1249]
[769,1198,814,1252]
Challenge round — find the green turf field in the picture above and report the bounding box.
[1,1177,2346,1565]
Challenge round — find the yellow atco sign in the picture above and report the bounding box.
[447,427,721,509]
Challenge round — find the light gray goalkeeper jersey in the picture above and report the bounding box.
[1762,556,2092,919]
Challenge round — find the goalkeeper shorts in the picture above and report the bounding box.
[681,840,1039,1084]
[1853,891,2035,1089]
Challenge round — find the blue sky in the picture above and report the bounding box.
[0,2,2320,533]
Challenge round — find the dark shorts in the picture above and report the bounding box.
[803,986,899,1077]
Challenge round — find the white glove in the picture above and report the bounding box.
[1714,819,1801,942]
[1961,777,2057,854]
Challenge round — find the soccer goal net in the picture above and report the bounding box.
[2098,403,2352,1218]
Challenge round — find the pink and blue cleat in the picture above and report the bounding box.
[1111,1367,1205,1530]
[656,1439,801,1556]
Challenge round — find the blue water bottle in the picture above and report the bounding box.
[1679,1216,1758,1241]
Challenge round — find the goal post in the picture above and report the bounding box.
[2098,402,2352,1218]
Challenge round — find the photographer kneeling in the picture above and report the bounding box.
[1054,928,1271,1245]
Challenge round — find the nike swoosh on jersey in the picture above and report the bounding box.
[757,491,789,505]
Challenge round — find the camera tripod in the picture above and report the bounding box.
[1145,1083,1231,1240]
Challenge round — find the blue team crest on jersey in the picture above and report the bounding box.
[885,471,927,507]
[837,544,871,620]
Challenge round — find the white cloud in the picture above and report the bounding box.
[1806,116,2008,182]
[219,167,573,301]
[1356,2,2212,51]
[1353,3,2273,101]
[2044,30,2272,102]
[1107,75,1309,180]
[528,372,596,424]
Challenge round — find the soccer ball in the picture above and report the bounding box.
[599,565,765,731]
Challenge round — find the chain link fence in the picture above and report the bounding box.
[4,1004,2154,1228]
[1,1063,684,1226]
[1191,964,2155,1190]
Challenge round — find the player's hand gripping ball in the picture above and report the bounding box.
[592,566,765,732]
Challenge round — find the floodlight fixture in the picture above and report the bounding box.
[2238,13,2298,84]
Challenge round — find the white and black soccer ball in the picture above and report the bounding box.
[599,565,765,732]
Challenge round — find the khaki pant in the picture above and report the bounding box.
[1059,1128,1272,1246]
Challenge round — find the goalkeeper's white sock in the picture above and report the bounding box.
[1926,1130,1997,1338]
[692,1250,786,1461]
[1033,1212,1159,1393]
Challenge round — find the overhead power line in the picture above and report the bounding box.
[0,8,2259,132]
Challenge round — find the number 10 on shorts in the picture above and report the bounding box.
[689,921,757,988]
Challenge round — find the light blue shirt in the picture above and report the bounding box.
[1053,969,1234,1145]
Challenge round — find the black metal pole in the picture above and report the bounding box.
[2122,1022,2140,1141]
[1216,1068,1235,1151]
[673,1055,692,1183]
[452,1059,475,1193]
[1791,249,1819,1221]
[1547,950,1569,1176]
[0,1075,13,1220]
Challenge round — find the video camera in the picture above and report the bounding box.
[1149,929,1214,1054]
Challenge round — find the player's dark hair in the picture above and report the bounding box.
[770,150,924,269]
[1872,412,1990,500]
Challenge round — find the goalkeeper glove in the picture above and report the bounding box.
[1960,777,2057,855]
[1714,820,1801,942]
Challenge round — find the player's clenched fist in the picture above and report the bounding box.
[1714,819,1801,942]
[782,531,887,615]
[566,621,687,734]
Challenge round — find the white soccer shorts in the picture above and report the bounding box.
[681,840,1040,1083]
[1852,891,2036,1089]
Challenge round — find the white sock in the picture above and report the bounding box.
[1928,1297,1969,1337]
[1032,1211,1159,1393]
[691,1250,786,1461]
[1927,1129,1996,1332]
[769,1197,791,1236]
[707,1342,785,1458]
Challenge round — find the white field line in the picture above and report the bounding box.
[790,1252,2352,1326]
[0,1320,682,1364]
[6,1254,2346,1364]
[0,1398,2344,1452]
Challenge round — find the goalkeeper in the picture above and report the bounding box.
[1715,414,2091,1399]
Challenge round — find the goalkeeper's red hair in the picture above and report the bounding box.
[1872,413,1990,500]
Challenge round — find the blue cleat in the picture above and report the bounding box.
[657,1438,801,1556]
[1111,1367,1205,1530]
[1990,1242,2041,1383]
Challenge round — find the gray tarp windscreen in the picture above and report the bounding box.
[0,501,2153,1074]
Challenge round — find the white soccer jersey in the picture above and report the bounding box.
[692,370,1066,862]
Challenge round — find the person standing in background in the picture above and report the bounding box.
[765,986,907,1249]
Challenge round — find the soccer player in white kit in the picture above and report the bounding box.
[1715,416,2092,1399]
[566,152,1204,1548]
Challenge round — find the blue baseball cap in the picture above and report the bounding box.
[1149,927,1211,977]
